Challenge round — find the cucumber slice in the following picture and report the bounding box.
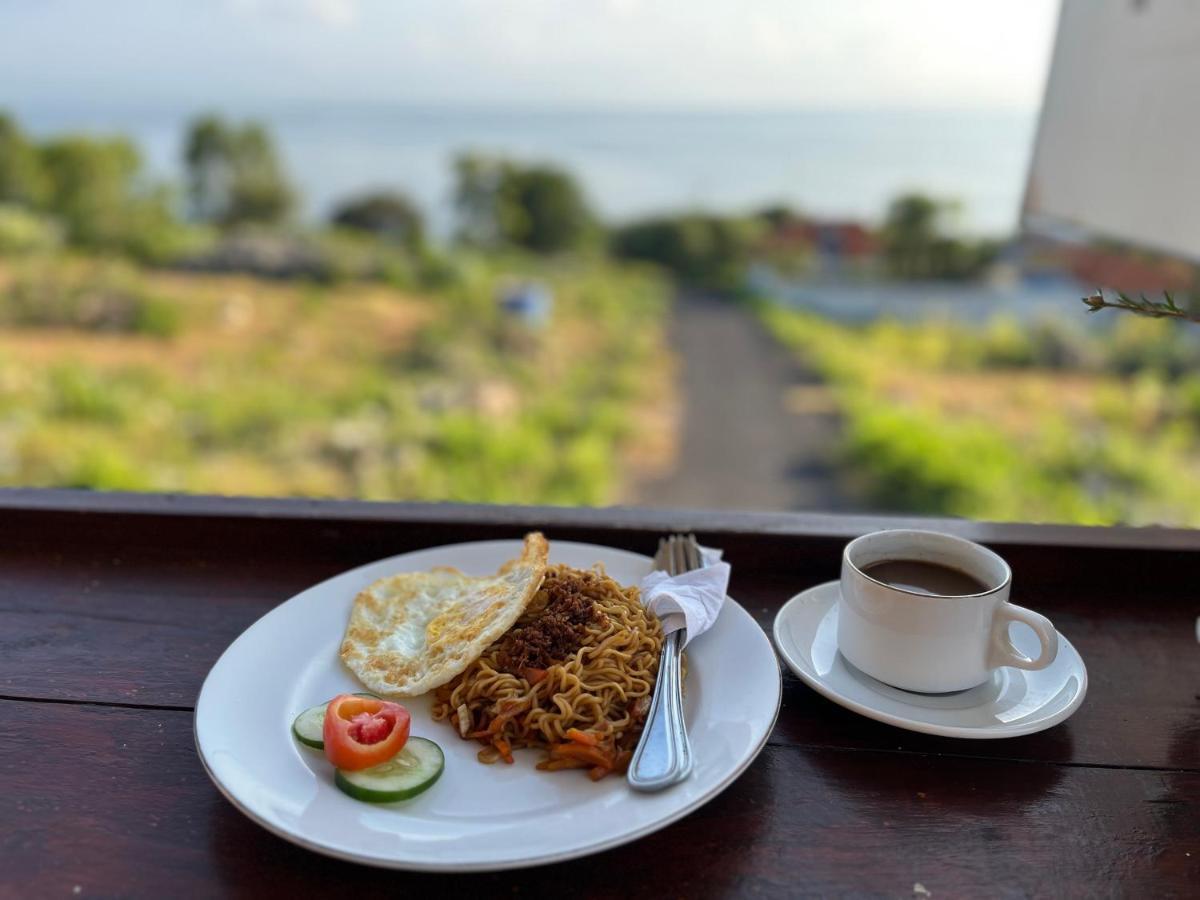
[291,704,327,748]
[335,737,445,803]
[291,693,381,750]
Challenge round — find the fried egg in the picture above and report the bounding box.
[340,532,549,696]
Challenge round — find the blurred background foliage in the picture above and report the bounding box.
[183,115,295,228]
[3,105,1200,526]
[881,193,1000,282]
[0,111,675,505]
[453,153,598,254]
[759,304,1200,526]
[0,250,673,503]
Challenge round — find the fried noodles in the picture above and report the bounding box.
[431,563,666,780]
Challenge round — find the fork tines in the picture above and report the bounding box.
[656,533,703,576]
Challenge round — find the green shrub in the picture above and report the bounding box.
[63,444,152,491]
[0,262,183,337]
[0,252,672,507]
[183,384,318,450]
[611,213,763,289]
[47,365,129,423]
[979,317,1036,368]
[0,204,61,254]
[758,301,1200,527]
[1104,315,1200,378]
[131,294,182,337]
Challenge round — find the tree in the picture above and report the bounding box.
[453,154,506,248]
[611,214,763,289]
[882,193,996,280]
[882,193,941,279]
[506,165,594,253]
[755,204,804,230]
[0,113,49,207]
[183,115,295,227]
[452,153,594,254]
[183,117,229,224]
[330,191,424,247]
[39,135,172,251]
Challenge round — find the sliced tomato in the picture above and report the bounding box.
[323,694,411,771]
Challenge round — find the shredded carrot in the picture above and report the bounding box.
[587,766,610,782]
[468,714,515,740]
[564,728,599,746]
[551,742,616,769]
[495,738,514,764]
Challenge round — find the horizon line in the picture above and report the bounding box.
[7,98,1040,120]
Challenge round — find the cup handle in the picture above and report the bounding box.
[988,602,1059,671]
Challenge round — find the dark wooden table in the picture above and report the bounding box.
[2,491,1198,898]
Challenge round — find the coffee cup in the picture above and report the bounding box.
[837,529,1058,693]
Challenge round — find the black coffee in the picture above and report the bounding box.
[862,559,987,596]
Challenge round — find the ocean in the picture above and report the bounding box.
[15,105,1037,236]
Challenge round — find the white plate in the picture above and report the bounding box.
[195,539,781,871]
[773,581,1087,739]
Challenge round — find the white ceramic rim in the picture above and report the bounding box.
[194,539,783,871]
[772,581,1088,740]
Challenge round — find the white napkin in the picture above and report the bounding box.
[640,545,730,648]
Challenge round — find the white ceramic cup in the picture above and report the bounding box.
[837,529,1059,693]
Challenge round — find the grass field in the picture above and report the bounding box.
[760,302,1200,527]
[0,252,675,505]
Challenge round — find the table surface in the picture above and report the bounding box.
[2,490,1198,898]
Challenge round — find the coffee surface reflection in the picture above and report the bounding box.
[861,559,988,597]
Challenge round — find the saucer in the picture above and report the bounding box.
[772,581,1087,739]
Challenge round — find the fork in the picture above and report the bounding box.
[627,533,702,792]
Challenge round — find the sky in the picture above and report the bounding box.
[0,0,1060,113]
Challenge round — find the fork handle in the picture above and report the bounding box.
[627,628,692,791]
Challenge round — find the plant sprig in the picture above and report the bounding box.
[1082,290,1200,323]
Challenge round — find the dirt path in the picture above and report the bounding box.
[633,294,854,512]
